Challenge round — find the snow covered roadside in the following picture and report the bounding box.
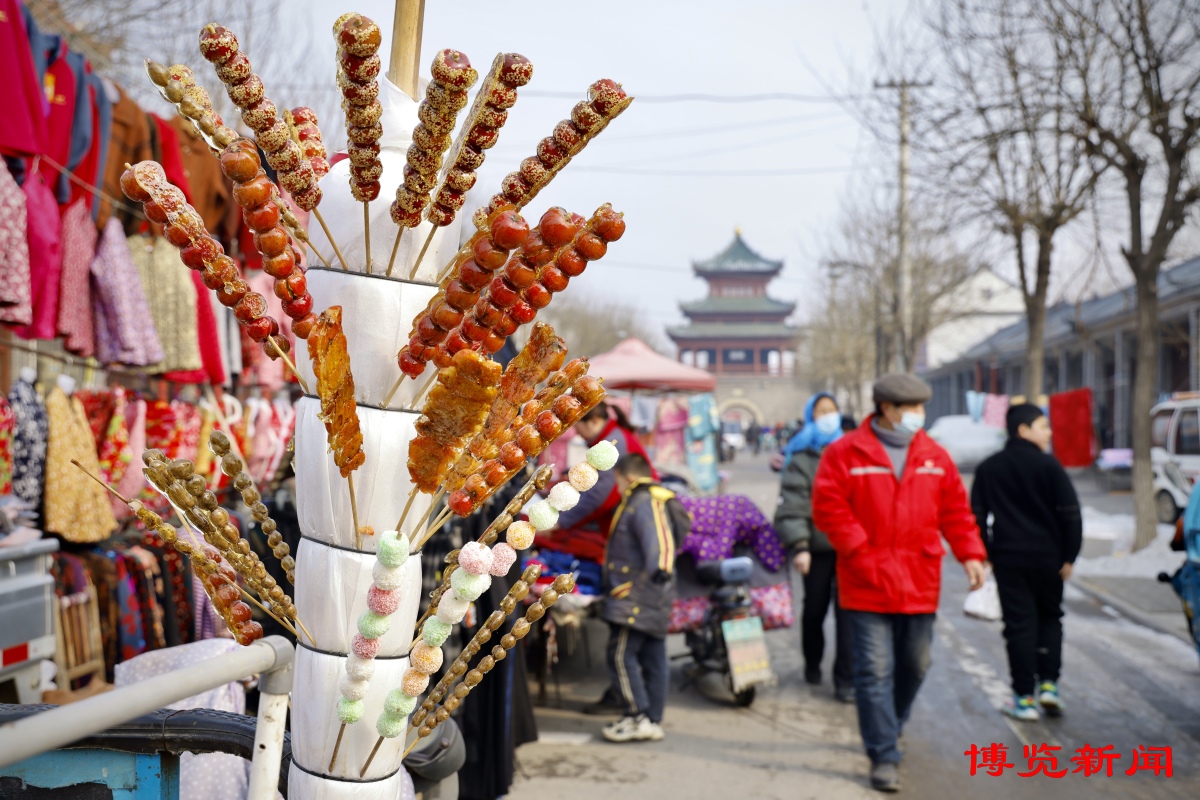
[1073,507,1185,577]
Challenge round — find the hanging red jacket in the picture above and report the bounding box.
[0,0,48,157]
[811,416,986,615]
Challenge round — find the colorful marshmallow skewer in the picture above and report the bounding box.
[398,573,575,764]
[209,430,295,585]
[386,49,478,277]
[412,465,552,634]
[360,563,543,776]
[327,529,410,771]
[333,13,384,271]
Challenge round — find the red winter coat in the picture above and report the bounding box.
[811,416,986,615]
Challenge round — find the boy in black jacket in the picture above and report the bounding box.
[971,403,1082,721]
[600,453,678,743]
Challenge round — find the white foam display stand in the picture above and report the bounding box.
[298,270,438,410]
[290,76,445,796]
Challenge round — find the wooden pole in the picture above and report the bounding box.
[385,229,405,278]
[328,723,347,772]
[388,0,425,100]
[348,473,362,551]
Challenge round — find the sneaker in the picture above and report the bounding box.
[602,714,659,743]
[1038,682,1064,716]
[1003,694,1040,721]
[870,761,900,792]
[642,720,666,741]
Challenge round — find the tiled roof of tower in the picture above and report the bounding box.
[693,232,784,275]
[680,296,795,316]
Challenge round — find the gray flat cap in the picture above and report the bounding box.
[873,373,932,405]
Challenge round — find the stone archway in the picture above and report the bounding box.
[718,398,765,426]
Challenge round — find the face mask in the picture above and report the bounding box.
[898,411,925,434]
[814,413,841,435]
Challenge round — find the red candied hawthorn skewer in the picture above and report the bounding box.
[120,161,291,363]
[217,141,318,341]
[334,13,384,271]
[448,372,606,517]
[488,79,632,214]
[289,107,330,180]
[384,207,529,405]
[437,204,625,366]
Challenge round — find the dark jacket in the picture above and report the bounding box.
[970,438,1083,570]
[602,479,677,637]
[774,447,834,553]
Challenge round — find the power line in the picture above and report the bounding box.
[518,90,860,104]
[562,164,865,177]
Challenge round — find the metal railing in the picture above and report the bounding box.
[0,635,294,800]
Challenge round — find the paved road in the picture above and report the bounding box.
[509,452,1200,798]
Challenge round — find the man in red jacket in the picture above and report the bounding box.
[813,373,986,793]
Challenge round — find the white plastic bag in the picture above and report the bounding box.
[963,571,1003,621]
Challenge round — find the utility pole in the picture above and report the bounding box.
[875,78,930,373]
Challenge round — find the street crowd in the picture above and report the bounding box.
[559,372,1087,793]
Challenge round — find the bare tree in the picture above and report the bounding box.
[535,295,668,361]
[927,0,1099,399]
[1048,0,1200,549]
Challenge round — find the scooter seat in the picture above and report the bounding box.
[696,557,754,586]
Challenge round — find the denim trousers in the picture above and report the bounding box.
[606,623,668,722]
[847,610,935,765]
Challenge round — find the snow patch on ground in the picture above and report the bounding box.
[1074,507,1184,577]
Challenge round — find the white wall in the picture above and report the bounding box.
[921,271,1025,371]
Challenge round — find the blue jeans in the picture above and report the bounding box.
[847,611,935,765]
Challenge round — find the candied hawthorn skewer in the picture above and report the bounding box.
[386,49,479,277]
[307,306,369,549]
[143,60,330,270]
[209,430,294,585]
[120,161,294,363]
[72,460,265,645]
[444,322,565,494]
[446,372,605,519]
[334,13,384,271]
[288,106,330,180]
[397,52,531,279]
[383,207,529,406]
[198,24,349,271]
[488,79,633,214]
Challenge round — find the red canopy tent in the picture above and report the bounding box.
[588,337,717,393]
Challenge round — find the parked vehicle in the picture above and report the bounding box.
[926,415,1005,472]
[677,555,772,707]
[1152,394,1200,519]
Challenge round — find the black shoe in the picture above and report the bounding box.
[870,762,900,793]
[804,668,822,685]
[835,685,855,704]
[581,690,624,716]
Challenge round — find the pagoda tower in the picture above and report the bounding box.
[668,230,797,377]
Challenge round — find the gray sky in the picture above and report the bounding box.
[297,0,902,347]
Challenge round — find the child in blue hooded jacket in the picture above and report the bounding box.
[774,392,854,700]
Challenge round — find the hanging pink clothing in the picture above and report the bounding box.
[172,400,202,462]
[982,394,1009,430]
[56,199,96,355]
[13,166,61,340]
[0,160,32,324]
[655,396,689,467]
[0,0,48,157]
[113,397,146,520]
[239,270,294,390]
[91,219,163,366]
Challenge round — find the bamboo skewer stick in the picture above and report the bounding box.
[329,724,347,772]
[363,202,373,273]
[414,506,454,551]
[381,374,407,408]
[408,488,445,544]
[409,372,437,411]
[268,338,311,395]
[396,486,420,532]
[361,736,387,775]
[348,473,363,550]
[313,208,350,271]
[385,229,404,278]
[407,228,437,281]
